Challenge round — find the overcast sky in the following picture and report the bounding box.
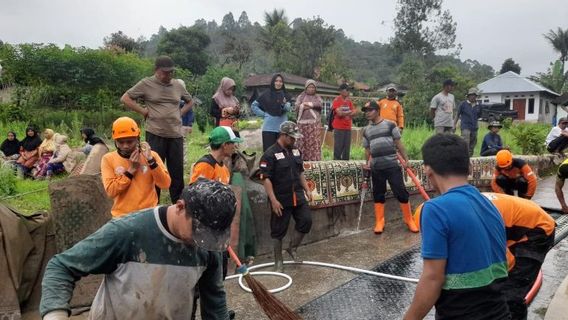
[1,0,567,77]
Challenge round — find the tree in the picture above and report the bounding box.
[531,60,567,94]
[220,12,237,34]
[157,26,211,75]
[391,0,459,56]
[289,17,338,78]
[103,31,139,53]
[544,27,568,76]
[264,9,288,28]
[500,58,521,74]
[237,11,252,29]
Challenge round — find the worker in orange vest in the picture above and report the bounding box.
[491,150,537,199]
[377,86,405,133]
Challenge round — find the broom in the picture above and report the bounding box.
[227,246,303,320]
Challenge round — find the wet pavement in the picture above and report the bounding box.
[225,176,568,320]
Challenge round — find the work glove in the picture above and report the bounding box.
[43,310,69,320]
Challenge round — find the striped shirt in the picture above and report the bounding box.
[362,120,400,169]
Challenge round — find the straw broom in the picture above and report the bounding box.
[227,246,302,320]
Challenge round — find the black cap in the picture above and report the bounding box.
[443,79,456,86]
[182,178,236,251]
[339,83,350,91]
[362,101,379,111]
[155,56,175,71]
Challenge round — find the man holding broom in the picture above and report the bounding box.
[361,101,418,234]
[40,179,235,320]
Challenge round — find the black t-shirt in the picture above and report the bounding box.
[259,142,306,207]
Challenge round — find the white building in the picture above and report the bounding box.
[477,71,559,124]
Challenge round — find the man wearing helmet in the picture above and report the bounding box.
[121,56,193,203]
[101,117,171,217]
[491,150,537,200]
[40,179,235,320]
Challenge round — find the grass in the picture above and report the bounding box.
[0,121,547,214]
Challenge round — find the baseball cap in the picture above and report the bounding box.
[362,101,379,112]
[339,83,350,91]
[183,179,237,251]
[443,79,456,86]
[280,121,303,139]
[155,56,175,71]
[386,86,397,91]
[209,126,243,145]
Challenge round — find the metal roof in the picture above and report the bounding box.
[477,71,559,96]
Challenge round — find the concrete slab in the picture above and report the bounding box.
[544,272,568,320]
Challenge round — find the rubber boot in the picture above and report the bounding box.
[373,203,385,234]
[401,202,419,233]
[273,239,284,272]
[286,230,305,262]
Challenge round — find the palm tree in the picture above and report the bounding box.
[544,27,568,76]
[263,9,288,28]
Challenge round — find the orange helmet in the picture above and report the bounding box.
[496,150,513,168]
[112,117,140,140]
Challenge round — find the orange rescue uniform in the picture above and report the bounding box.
[491,158,537,198]
[101,150,171,217]
[377,98,404,129]
[189,154,231,185]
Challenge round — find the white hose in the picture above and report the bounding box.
[226,260,419,294]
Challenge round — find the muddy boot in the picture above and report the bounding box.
[286,230,305,262]
[401,202,419,233]
[373,203,385,234]
[273,239,284,272]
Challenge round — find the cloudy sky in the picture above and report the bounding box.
[1,0,567,77]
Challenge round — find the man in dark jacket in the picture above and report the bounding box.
[481,121,507,156]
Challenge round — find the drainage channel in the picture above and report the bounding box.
[296,213,568,320]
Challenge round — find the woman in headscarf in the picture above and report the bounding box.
[211,77,241,131]
[1,131,20,161]
[33,128,57,179]
[46,134,75,179]
[251,73,292,151]
[80,128,105,155]
[16,126,42,177]
[295,80,323,161]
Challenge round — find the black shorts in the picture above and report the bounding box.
[270,202,312,240]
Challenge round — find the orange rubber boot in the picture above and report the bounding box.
[401,202,419,233]
[373,203,385,234]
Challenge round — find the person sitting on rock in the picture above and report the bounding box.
[491,150,537,199]
[481,121,508,156]
[101,117,171,218]
[45,134,75,180]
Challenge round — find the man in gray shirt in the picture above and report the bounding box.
[121,56,193,202]
[362,101,418,235]
[430,79,456,134]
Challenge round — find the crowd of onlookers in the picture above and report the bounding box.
[0,126,105,180]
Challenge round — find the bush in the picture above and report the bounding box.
[0,165,16,197]
[509,123,549,155]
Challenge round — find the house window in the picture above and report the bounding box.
[528,98,535,114]
[505,99,511,109]
[484,99,490,103]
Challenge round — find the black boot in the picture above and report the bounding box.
[286,230,305,262]
[273,239,284,272]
